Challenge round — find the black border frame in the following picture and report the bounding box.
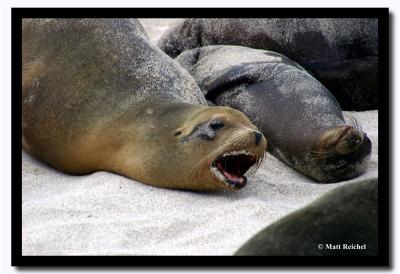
[12,8,390,267]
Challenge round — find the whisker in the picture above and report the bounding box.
[247,153,264,177]
[183,152,215,182]
[309,147,336,160]
[347,114,363,132]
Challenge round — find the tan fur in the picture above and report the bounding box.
[21,18,267,191]
[106,105,267,191]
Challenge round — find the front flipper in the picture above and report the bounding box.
[200,63,267,101]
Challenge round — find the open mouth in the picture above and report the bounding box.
[210,150,259,189]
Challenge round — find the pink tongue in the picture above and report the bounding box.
[216,161,244,184]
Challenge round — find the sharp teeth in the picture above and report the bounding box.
[210,166,236,188]
[210,150,265,188]
[210,166,226,183]
[222,150,254,157]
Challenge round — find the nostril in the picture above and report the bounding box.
[363,134,372,154]
[254,131,263,145]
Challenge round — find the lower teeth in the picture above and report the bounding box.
[211,164,245,187]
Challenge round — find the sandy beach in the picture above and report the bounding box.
[21,19,379,255]
[22,109,378,255]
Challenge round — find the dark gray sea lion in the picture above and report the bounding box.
[235,178,378,256]
[22,19,267,191]
[176,45,372,183]
[158,18,378,110]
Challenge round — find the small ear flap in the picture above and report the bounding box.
[199,63,264,101]
[174,124,192,138]
[174,126,185,137]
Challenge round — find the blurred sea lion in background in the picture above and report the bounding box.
[235,178,378,256]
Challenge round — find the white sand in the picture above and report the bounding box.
[22,19,378,256]
[22,110,378,255]
[139,18,184,44]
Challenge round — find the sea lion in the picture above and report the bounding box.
[176,45,372,183]
[158,18,378,110]
[22,19,267,191]
[235,178,378,256]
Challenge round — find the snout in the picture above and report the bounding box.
[254,131,263,146]
[250,129,267,152]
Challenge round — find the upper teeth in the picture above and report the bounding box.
[222,150,254,157]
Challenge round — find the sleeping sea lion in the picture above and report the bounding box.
[22,19,266,191]
[158,18,378,110]
[176,45,372,183]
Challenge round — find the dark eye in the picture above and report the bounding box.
[347,133,362,148]
[209,121,225,131]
